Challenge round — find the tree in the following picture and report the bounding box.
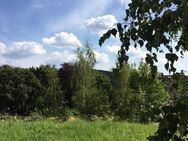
[94,71,112,116]
[73,43,97,115]
[58,63,77,108]
[99,0,188,74]
[111,62,168,122]
[31,65,63,116]
[0,65,41,115]
[137,62,169,123]
[111,63,139,119]
[163,72,188,100]
[74,42,111,117]
[99,0,188,140]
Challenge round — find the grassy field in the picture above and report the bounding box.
[0,118,157,141]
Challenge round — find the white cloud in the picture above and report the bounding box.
[7,56,47,68]
[106,45,146,57]
[85,15,117,36]
[94,51,109,64]
[42,32,82,48]
[2,41,46,59]
[47,51,77,67]
[127,47,145,57]
[105,43,188,74]
[176,58,188,73]
[45,0,113,33]
[93,50,113,71]
[47,50,110,69]
[106,45,120,54]
[105,44,149,68]
[0,42,6,54]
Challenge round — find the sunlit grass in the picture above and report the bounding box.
[0,118,157,141]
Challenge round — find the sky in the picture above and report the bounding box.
[0,0,188,74]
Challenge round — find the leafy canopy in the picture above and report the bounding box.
[99,0,188,140]
[99,0,188,74]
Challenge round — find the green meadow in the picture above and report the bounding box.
[0,118,157,141]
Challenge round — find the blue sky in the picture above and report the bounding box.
[0,0,187,74]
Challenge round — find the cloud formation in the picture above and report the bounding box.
[85,15,117,35]
[0,42,6,54]
[42,32,82,48]
[1,41,46,59]
[106,45,120,54]
[94,51,109,64]
[47,51,77,67]
[45,0,113,33]
[106,45,145,57]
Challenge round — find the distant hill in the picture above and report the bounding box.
[96,70,113,80]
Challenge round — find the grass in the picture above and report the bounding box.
[0,118,157,141]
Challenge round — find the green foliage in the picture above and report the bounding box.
[99,0,188,139]
[74,43,111,117]
[111,62,168,122]
[73,44,97,115]
[99,0,188,74]
[151,73,188,141]
[0,65,41,115]
[91,71,112,116]
[111,64,138,119]
[30,65,63,116]
[58,63,77,108]
[163,72,188,100]
[148,96,188,141]
[137,62,169,123]
[0,65,63,116]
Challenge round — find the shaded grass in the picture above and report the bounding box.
[0,118,157,141]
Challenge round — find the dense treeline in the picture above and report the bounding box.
[0,64,63,116]
[0,44,185,123]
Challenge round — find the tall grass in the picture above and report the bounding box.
[0,118,157,141]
